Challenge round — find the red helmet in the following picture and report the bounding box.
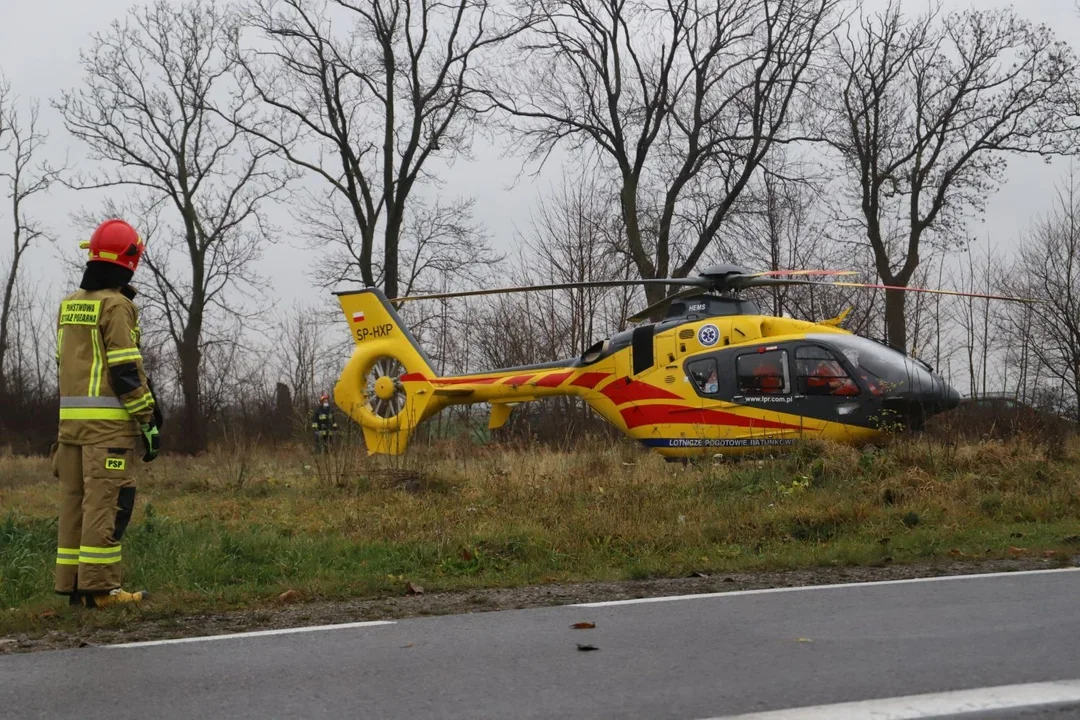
[80,219,145,272]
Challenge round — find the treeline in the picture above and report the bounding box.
[3,0,1080,454]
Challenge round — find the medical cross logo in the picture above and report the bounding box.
[697,324,719,347]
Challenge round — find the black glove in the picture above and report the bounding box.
[140,422,160,462]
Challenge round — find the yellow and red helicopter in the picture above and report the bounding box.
[333,265,1032,458]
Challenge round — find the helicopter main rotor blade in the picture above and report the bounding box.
[627,287,705,323]
[747,269,859,278]
[738,277,1040,303]
[388,278,711,303]
[828,281,1040,303]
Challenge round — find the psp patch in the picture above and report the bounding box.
[104,457,127,471]
[697,324,719,347]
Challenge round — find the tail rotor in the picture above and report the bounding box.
[365,356,408,419]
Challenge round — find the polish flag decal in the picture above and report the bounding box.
[352,311,366,323]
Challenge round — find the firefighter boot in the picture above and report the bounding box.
[82,588,149,609]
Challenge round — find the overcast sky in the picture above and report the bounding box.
[2,0,1079,316]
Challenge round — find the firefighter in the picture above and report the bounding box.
[311,393,338,452]
[53,219,160,609]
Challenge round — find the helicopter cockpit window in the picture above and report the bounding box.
[795,346,860,396]
[687,358,719,395]
[736,350,789,395]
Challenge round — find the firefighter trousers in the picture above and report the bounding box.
[52,441,137,596]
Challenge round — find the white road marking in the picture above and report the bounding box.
[106,620,396,648]
[573,566,1080,607]
[702,679,1080,719]
[102,567,1080,647]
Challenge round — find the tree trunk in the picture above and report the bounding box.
[618,177,658,292]
[177,336,205,454]
[0,268,16,396]
[273,382,292,443]
[176,237,207,454]
[884,288,907,352]
[0,228,23,396]
[384,212,400,300]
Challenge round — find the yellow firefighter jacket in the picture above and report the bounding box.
[56,288,156,445]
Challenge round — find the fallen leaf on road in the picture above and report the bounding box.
[1044,550,1058,558]
[689,571,709,578]
[948,548,968,558]
[278,590,299,604]
[1008,546,1028,556]
[576,644,599,651]
[406,581,425,595]
[400,643,414,649]
[797,638,813,643]
[571,622,596,629]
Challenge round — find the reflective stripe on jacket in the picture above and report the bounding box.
[56,288,155,445]
[312,406,337,436]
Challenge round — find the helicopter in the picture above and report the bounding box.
[332,264,1033,459]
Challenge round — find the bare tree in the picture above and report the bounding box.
[714,157,881,332]
[236,0,525,298]
[307,196,501,295]
[0,79,59,401]
[523,172,636,349]
[55,0,290,453]
[11,280,59,403]
[490,0,843,310]
[0,278,60,451]
[1004,171,1080,422]
[822,1,1080,353]
[949,244,1001,398]
[274,301,345,405]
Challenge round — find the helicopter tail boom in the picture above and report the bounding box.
[334,288,593,454]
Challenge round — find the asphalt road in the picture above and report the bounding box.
[3,568,1080,719]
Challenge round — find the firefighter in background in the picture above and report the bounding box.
[53,219,160,608]
[311,393,338,452]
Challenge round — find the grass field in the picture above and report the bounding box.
[2,434,1080,636]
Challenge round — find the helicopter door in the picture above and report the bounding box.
[791,344,864,428]
[729,347,799,448]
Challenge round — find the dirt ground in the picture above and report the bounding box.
[1,557,1070,654]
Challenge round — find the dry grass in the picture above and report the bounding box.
[2,435,1079,631]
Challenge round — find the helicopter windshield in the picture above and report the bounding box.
[811,334,934,396]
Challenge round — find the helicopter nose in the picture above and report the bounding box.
[879,368,958,430]
[921,372,959,415]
